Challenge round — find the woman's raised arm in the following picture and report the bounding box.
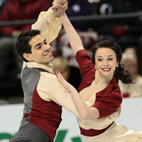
[52,0,84,54]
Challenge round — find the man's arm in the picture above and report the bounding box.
[32,7,62,44]
[37,72,81,119]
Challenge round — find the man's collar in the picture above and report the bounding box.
[26,62,54,74]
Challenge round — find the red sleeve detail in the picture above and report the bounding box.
[76,49,95,78]
[92,90,122,118]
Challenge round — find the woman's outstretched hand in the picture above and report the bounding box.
[56,70,99,120]
[56,70,74,92]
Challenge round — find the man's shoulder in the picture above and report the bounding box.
[40,71,55,78]
[39,71,57,84]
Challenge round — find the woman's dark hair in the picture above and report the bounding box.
[16,29,41,62]
[90,40,132,84]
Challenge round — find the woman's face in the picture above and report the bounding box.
[95,48,118,78]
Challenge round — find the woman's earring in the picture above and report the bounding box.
[95,66,97,69]
[116,64,118,67]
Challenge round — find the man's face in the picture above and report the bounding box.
[26,34,54,65]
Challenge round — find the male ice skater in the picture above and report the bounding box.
[9,2,81,142]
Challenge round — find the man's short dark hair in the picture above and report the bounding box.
[16,29,41,62]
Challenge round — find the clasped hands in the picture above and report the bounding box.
[52,0,68,17]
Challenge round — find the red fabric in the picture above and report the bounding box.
[0,0,52,36]
[76,49,122,118]
[23,86,62,142]
[79,122,114,136]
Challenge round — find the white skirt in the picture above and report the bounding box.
[83,122,142,142]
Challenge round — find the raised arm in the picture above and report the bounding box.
[52,0,84,54]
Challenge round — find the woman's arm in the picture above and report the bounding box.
[56,70,99,120]
[52,0,84,54]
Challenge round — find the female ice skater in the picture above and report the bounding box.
[53,0,142,141]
